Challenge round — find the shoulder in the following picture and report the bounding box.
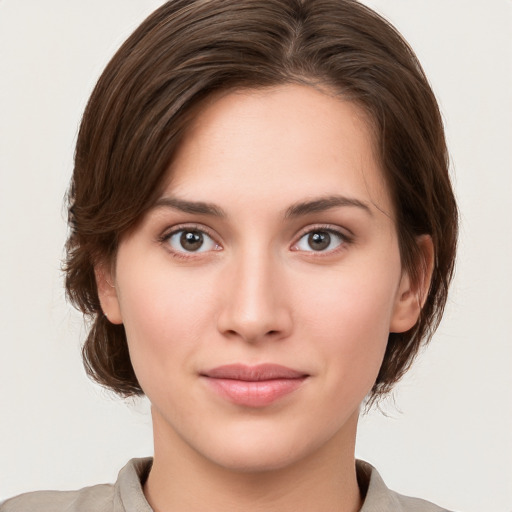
[0,484,114,512]
[357,460,453,512]
[391,491,452,512]
[0,458,153,512]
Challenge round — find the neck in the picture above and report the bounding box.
[144,410,362,512]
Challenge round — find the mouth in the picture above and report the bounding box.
[200,364,309,407]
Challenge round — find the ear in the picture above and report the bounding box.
[390,235,434,333]
[94,263,123,325]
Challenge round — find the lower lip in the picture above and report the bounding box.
[203,377,307,407]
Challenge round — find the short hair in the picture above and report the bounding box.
[65,0,458,402]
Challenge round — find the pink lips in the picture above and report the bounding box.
[201,364,308,407]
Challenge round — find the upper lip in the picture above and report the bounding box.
[201,364,308,381]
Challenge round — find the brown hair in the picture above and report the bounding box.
[65,0,458,402]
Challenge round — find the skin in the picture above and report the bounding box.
[97,84,431,512]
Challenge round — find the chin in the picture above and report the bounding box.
[194,419,341,475]
[206,443,305,474]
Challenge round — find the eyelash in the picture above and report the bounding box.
[158,223,353,260]
[159,224,221,261]
[291,224,353,256]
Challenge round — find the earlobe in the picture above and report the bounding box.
[94,264,123,325]
[390,235,434,333]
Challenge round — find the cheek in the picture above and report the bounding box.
[299,259,399,336]
[115,260,218,381]
[295,257,400,389]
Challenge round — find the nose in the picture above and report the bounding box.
[216,249,293,344]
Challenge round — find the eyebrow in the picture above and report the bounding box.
[153,194,372,219]
[153,197,226,217]
[284,195,372,218]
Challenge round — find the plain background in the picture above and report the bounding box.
[0,1,511,510]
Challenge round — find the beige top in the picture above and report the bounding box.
[1,458,451,512]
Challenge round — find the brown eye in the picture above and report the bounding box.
[166,229,218,253]
[180,231,204,251]
[307,231,331,251]
[294,229,346,253]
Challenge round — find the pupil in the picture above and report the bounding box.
[308,231,330,251]
[180,231,203,251]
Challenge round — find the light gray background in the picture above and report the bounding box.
[1,1,511,511]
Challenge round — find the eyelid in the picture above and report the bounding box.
[159,223,223,255]
[290,224,353,253]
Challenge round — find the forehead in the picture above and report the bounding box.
[164,84,392,218]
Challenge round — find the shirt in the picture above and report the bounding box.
[0,458,451,511]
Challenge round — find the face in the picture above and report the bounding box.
[99,84,422,472]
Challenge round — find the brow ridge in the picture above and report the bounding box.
[153,194,371,219]
[154,196,226,217]
[284,195,372,218]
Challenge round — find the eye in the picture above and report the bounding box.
[293,229,347,252]
[165,229,219,253]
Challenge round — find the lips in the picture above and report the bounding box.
[200,364,308,407]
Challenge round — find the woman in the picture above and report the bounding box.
[2,0,458,510]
